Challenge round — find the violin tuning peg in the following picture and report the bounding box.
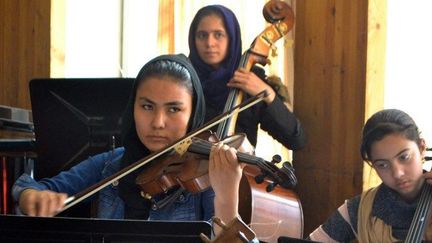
[271,154,282,164]
[254,173,266,184]
[266,182,278,192]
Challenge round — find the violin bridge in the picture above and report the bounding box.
[174,138,193,155]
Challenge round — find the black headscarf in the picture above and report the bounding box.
[188,5,242,112]
[118,54,205,219]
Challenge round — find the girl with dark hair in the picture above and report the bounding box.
[308,109,432,242]
[188,4,306,150]
[210,109,432,243]
[12,54,243,225]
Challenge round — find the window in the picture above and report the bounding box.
[385,1,432,143]
[51,0,160,78]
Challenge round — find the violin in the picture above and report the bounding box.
[135,132,297,199]
[58,91,271,214]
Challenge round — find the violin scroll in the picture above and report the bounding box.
[253,158,297,192]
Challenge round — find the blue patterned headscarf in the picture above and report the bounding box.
[188,5,242,112]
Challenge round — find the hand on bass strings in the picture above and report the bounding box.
[227,68,276,105]
[18,188,67,217]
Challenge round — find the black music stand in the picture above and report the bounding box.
[29,78,134,180]
[29,78,134,218]
[0,214,212,243]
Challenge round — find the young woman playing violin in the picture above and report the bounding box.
[210,109,432,243]
[188,4,305,150]
[12,54,247,227]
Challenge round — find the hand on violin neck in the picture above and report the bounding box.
[209,142,242,233]
[209,142,243,182]
[228,68,276,105]
[209,142,243,198]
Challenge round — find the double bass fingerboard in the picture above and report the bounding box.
[405,182,432,243]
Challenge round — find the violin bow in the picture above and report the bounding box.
[58,91,268,214]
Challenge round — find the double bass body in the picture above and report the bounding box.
[239,167,303,241]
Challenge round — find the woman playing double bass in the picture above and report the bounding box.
[188,4,305,149]
[189,3,306,242]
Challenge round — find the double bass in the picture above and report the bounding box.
[214,1,303,242]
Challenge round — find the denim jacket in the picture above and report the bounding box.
[12,147,215,220]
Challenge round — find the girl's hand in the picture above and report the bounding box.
[228,68,276,104]
[19,188,67,217]
[209,142,244,235]
[209,142,243,199]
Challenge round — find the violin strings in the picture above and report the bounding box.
[192,138,270,167]
[190,138,286,184]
